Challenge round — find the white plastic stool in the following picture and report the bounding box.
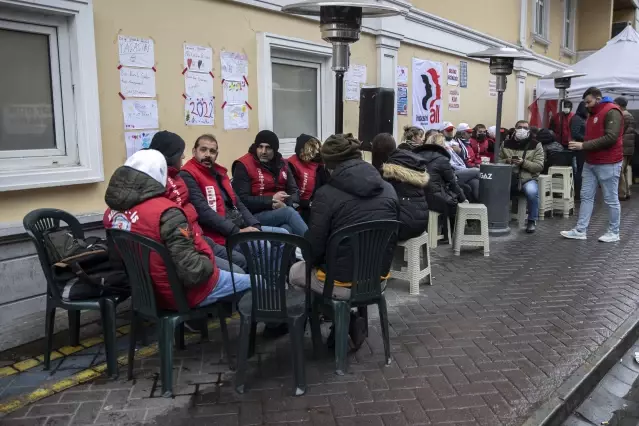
[549,166,574,200]
[553,197,575,218]
[537,175,553,220]
[510,195,527,228]
[391,231,432,295]
[453,203,490,256]
[427,211,451,249]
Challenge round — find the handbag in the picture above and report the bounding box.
[226,207,246,228]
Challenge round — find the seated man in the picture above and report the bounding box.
[232,130,308,236]
[456,123,481,168]
[103,149,250,310]
[149,130,245,272]
[287,134,329,223]
[289,134,400,347]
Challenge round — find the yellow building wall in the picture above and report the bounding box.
[528,0,575,64]
[411,0,521,44]
[397,45,519,140]
[578,0,613,51]
[2,0,372,223]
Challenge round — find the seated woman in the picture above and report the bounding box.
[414,132,467,240]
[371,133,430,241]
[398,125,425,151]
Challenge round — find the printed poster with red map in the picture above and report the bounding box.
[412,58,443,130]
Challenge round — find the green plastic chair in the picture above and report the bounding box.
[108,229,239,397]
[309,220,400,375]
[23,209,128,378]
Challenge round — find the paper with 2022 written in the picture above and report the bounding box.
[185,96,214,126]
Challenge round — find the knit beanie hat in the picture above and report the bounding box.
[321,133,362,169]
[124,149,168,187]
[254,130,280,152]
[536,128,555,145]
[148,131,185,168]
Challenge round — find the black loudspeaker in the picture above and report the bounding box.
[358,87,394,151]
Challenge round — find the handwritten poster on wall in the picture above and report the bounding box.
[220,51,248,81]
[223,80,248,105]
[396,66,408,84]
[345,80,361,102]
[460,61,468,88]
[122,99,159,130]
[185,96,214,126]
[119,67,156,98]
[448,89,460,111]
[397,84,408,115]
[447,64,459,86]
[345,64,367,84]
[184,44,213,73]
[118,35,155,68]
[185,72,213,98]
[224,104,248,130]
[412,58,443,130]
[125,130,157,158]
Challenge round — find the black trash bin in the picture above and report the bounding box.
[479,163,512,236]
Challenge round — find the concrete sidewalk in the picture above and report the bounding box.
[3,198,639,426]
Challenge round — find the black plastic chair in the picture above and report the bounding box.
[108,229,237,397]
[309,220,400,375]
[23,208,127,378]
[226,232,313,396]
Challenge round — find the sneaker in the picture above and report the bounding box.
[525,220,536,234]
[560,229,587,240]
[598,232,620,243]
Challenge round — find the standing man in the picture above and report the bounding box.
[614,97,636,200]
[561,87,624,242]
[549,100,574,146]
[232,130,308,236]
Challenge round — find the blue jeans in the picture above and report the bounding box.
[576,162,622,234]
[522,180,539,221]
[255,207,308,236]
[199,269,251,306]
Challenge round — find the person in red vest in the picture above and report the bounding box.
[148,131,246,273]
[287,134,329,223]
[103,149,251,310]
[232,130,308,236]
[561,87,624,243]
[469,124,490,164]
[549,100,575,147]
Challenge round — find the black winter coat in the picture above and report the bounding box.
[306,159,400,283]
[570,102,588,142]
[381,150,430,241]
[413,144,465,214]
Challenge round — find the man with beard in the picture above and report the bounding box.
[232,130,308,236]
[561,87,624,242]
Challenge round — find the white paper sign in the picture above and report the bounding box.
[125,130,158,158]
[448,89,460,111]
[396,66,408,84]
[224,104,249,130]
[220,51,248,81]
[489,79,497,97]
[345,64,367,84]
[345,81,360,101]
[223,80,248,105]
[412,58,443,130]
[184,44,213,73]
[447,65,459,86]
[119,67,156,98]
[118,35,154,68]
[185,96,214,126]
[185,72,213,98]
[122,99,159,130]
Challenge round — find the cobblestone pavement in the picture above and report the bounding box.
[4,198,639,426]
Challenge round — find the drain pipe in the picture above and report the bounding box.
[519,0,528,48]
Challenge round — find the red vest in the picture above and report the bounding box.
[287,155,319,202]
[552,112,575,146]
[235,153,288,197]
[103,197,218,310]
[181,158,238,245]
[585,103,624,165]
[165,167,203,236]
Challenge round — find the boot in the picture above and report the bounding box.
[525,220,536,234]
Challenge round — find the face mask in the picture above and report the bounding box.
[445,135,453,141]
[515,129,530,141]
[476,134,486,141]
[563,108,571,114]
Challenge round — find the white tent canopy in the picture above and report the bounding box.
[537,26,639,100]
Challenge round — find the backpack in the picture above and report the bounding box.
[42,229,129,301]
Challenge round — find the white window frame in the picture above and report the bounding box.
[561,0,577,56]
[532,0,551,46]
[257,32,334,157]
[270,57,322,157]
[0,0,103,192]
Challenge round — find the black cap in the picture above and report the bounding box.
[254,130,280,152]
[149,131,185,168]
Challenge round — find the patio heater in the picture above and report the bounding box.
[467,47,534,235]
[540,69,587,145]
[282,0,404,134]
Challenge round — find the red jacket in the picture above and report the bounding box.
[287,154,319,202]
[235,153,288,197]
[103,198,218,310]
[551,112,575,146]
[165,167,203,236]
[180,158,238,245]
[585,102,624,165]
[469,137,490,164]
[463,142,481,167]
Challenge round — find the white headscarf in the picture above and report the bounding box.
[487,126,496,139]
[124,149,168,187]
